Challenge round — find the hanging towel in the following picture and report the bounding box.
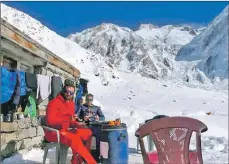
[13,71,27,105]
[0,67,17,104]
[25,72,37,91]
[19,71,27,96]
[50,76,63,100]
[13,71,21,105]
[36,74,51,101]
[24,95,37,118]
[61,76,65,84]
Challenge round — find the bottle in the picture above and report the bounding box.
[1,114,3,122]
[7,111,12,122]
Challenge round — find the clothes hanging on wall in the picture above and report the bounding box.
[13,70,28,105]
[25,72,37,91]
[50,76,63,100]
[36,74,52,101]
[13,71,21,105]
[19,71,27,96]
[0,66,17,104]
[1,64,78,117]
[61,76,65,85]
[24,93,37,118]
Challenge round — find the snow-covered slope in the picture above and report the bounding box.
[68,23,201,80]
[176,6,228,87]
[1,3,118,86]
[2,72,229,164]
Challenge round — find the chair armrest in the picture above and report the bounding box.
[135,131,140,138]
[200,126,208,133]
[42,126,60,143]
[135,123,144,138]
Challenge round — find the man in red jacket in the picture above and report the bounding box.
[45,79,96,164]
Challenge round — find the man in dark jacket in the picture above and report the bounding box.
[77,93,105,162]
[77,93,105,121]
[77,94,105,122]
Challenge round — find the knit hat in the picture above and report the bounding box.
[86,93,94,99]
[64,78,76,88]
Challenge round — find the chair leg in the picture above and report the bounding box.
[59,144,69,164]
[56,145,60,164]
[43,147,48,164]
[137,123,143,153]
[137,138,140,153]
[147,135,154,152]
[76,154,85,164]
[71,153,85,164]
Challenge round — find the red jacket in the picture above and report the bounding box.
[45,93,78,142]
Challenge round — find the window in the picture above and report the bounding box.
[2,56,17,69]
[20,63,31,72]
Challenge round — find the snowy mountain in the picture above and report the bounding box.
[68,23,202,80]
[1,3,228,89]
[176,6,228,87]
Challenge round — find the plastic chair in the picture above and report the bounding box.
[37,116,69,164]
[137,123,154,152]
[137,115,169,152]
[135,116,208,164]
[42,126,69,164]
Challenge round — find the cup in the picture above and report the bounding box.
[1,114,4,122]
[17,113,24,120]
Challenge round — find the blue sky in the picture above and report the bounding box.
[3,2,228,37]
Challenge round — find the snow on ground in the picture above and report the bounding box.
[2,72,228,164]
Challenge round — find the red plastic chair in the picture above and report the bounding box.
[135,116,208,164]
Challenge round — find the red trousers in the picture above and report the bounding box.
[45,128,97,164]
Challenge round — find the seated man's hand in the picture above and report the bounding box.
[69,120,86,129]
[71,115,76,121]
[84,115,90,121]
[76,121,87,128]
[77,122,86,126]
[74,115,79,120]
[95,115,100,121]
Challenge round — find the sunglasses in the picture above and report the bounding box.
[86,98,93,102]
[64,89,75,95]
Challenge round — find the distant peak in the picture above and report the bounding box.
[138,24,159,30]
[100,23,120,28]
[67,33,79,40]
[95,23,133,32]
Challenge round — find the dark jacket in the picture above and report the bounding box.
[50,76,63,100]
[25,72,37,91]
[77,104,105,121]
[0,67,17,104]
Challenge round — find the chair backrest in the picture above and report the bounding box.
[135,116,208,164]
